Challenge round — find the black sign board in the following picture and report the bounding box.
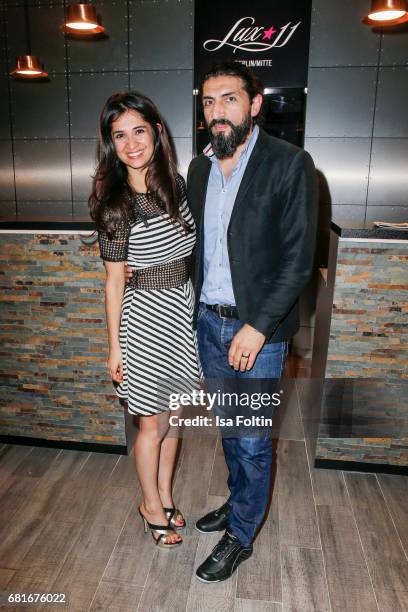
[194,0,313,89]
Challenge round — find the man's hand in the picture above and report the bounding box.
[228,324,266,372]
[124,263,134,284]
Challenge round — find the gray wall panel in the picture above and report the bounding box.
[17,200,72,217]
[71,139,97,201]
[67,1,128,72]
[0,202,17,218]
[4,1,64,5]
[0,77,11,138]
[309,0,380,67]
[365,205,408,223]
[0,11,6,75]
[368,138,408,206]
[304,137,370,205]
[6,5,66,74]
[174,138,192,178]
[381,30,408,66]
[331,204,366,225]
[130,70,192,137]
[129,0,193,70]
[73,201,91,218]
[14,140,71,201]
[306,67,377,137]
[0,140,15,200]
[69,72,128,138]
[11,75,69,139]
[374,67,408,137]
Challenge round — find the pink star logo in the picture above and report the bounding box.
[263,26,276,40]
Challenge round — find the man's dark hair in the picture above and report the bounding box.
[200,61,264,100]
[200,61,264,123]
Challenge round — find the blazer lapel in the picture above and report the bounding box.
[228,129,268,227]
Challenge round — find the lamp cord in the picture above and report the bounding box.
[24,0,31,55]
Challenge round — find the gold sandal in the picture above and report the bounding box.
[164,506,186,530]
[139,508,182,549]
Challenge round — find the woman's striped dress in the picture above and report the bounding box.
[98,175,202,415]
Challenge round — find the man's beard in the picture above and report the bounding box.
[208,112,252,159]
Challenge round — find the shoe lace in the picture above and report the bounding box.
[211,532,238,561]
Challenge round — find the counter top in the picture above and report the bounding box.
[331,221,408,240]
[1,217,407,240]
[0,216,95,232]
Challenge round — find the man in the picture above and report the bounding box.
[187,61,318,583]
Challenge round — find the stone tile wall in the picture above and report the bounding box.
[316,239,408,468]
[0,232,126,447]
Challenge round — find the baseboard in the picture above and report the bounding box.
[315,458,408,476]
[0,434,128,455]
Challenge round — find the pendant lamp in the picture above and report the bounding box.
[61,3,104,35]
[10,0,48,79]
[363,0,408,25]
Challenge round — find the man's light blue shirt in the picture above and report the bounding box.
[200,125,260,306]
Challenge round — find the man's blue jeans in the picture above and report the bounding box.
[197,303,288,547]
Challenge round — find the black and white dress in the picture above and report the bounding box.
[98,175,202,415]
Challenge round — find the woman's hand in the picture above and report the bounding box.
[108,347,124,382]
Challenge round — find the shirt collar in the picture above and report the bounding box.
[203,124,259,164]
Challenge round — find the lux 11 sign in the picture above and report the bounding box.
[194,0,313,88]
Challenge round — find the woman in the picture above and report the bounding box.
[89,92,202,549]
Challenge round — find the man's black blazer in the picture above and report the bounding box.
[187,128,318,343]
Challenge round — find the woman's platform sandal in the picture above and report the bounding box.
[139,509,182,549]
[164,506,186,530]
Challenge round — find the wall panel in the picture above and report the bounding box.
[306,68,376,137]
[174,137,193,178]
[130,70,192,137]
[69,72,129,138]
[304,137,370,205]
[14,140,71,201]
[129,0,193,70]
[17,200,72,217]
[374,67,408,137]
[380,28,408,66]
[10,75,69,139]
[0,140,15,200]
[365,205,408,223]
[71,139,97,202]
[368,138,408,206]
[0,77,11,139]
[309,0,380,67]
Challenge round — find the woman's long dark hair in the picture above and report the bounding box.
[89,91,191,237]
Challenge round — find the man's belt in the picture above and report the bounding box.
[205,303,238,319]
[127,257,190,290]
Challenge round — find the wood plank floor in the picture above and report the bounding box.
[1,379,407,610]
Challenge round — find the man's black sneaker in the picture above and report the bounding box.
[195,530,253,583]
[195,501,231,534]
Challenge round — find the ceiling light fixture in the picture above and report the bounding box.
[10,0,48,79]
[362,0,408,25]
[61,3,105,35]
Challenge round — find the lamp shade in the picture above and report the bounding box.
[10,55,48,78]
[61,3,104,34]
[363,0,408,25]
